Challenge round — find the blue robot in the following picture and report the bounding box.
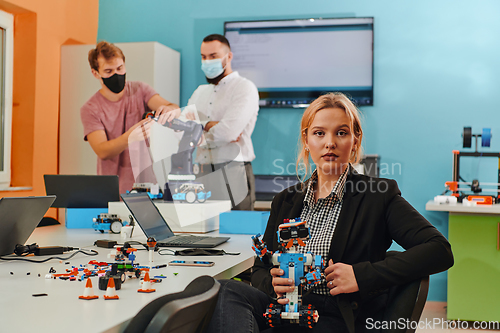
[252,218,324,329]
[92,213,126,234]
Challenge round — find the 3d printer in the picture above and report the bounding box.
[440,127,500,205]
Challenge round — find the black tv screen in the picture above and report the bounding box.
[224,17,374,107]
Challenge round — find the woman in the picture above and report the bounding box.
[207,93,453,332]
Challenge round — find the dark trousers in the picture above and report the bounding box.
[205,280,351,333]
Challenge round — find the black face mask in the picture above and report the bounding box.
[102,73,126,94]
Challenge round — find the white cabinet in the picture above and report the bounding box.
[59,42,180,175]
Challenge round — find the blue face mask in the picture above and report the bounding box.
[201,55,228,79]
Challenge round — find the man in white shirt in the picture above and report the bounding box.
[188,34,259,210]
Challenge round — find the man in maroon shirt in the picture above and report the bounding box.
[81,41,180,194]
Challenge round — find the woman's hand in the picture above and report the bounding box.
[324,260,359,296]
[270,267,295,305]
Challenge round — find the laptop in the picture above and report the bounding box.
[0,196,56,256]
[121,192,229,248]
[44,175,119,208]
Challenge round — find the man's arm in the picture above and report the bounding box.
[186,86,211,126]
[205,81,258,146]
[204,121,218,132]
[147,94,180,124]
[87,118,151,160]
[204,121,241,143]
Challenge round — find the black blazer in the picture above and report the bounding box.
[251,171,453,328]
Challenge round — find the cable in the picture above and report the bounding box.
[128,215,136,237]
[14,243,79,256]
[157,248,240,256]
[119,241,149,251]
[14,243,38,256]
[222,251,240,255]
[0,249,98,263]
[158,248,176,255]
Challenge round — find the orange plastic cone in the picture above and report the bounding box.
[137,272,156,293]
[79,278,98,300]
[103,277,119,300]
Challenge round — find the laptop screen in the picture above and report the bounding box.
[121,193,175,240]
[0,196,56,256]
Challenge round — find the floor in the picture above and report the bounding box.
[417,302,498,332]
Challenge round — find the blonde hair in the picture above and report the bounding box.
[296,92,363,179]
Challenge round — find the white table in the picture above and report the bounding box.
[425,200,500,321]
[254,200,272,210]
[0,225,254,333]
[425,200,500,214]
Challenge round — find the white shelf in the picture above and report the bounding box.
[425,200,500,214]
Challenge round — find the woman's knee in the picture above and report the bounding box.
[219,279,258,300]
[218,279,270,310]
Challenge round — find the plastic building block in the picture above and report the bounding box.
[253,218,323,329]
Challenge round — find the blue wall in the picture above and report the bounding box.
[97,0,500,301]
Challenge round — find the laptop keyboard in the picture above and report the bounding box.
[165,235,209,245]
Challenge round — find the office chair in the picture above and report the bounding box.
[382,251,430,333]
[124,275,220,333]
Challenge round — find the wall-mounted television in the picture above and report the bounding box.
[224,17,374,108]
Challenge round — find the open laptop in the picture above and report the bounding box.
[44,175,119,208]
[0,196,56,256]
[121,192,229,248]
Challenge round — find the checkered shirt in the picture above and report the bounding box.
[298,165,349,295]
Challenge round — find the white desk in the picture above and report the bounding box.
[254,200,272,211]
[0,225,254,333]
[425,200,500,214]
[425,200,500,321]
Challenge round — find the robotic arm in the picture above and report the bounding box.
[148,116,211,203]
[144,110,203,179]
[162,118,203,178]
[251,233,272,265]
